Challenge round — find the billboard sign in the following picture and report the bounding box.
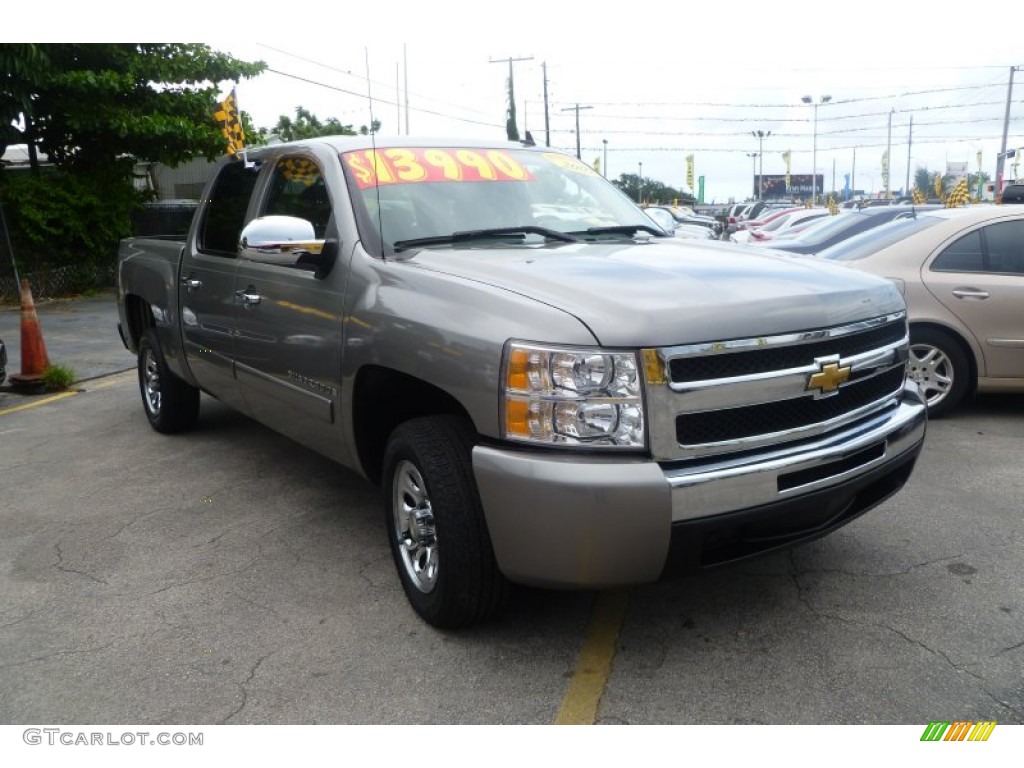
[755,174,824,200]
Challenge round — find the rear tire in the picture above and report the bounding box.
[908,327,970,417]
[383,415,509,628]
[137,328,200,433]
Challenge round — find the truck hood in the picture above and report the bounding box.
[401,238,905,347]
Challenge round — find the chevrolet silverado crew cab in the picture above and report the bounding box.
[117,136,927,627]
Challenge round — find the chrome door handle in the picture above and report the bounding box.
[181,277,202,291]
[235,290,261,306]
[951,288,989,300]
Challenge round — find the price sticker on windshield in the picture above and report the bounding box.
[542,152,600,177]
[343,148,534,189]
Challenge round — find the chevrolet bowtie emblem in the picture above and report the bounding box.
[807,362,851,394]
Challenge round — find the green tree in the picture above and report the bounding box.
[0,44,264,288]
[0,44,265,172]
[267,106,379,142]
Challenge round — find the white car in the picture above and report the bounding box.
[741,208,832,243]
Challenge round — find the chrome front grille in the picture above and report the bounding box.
[645,312,910,461]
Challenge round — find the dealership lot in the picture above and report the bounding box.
[1,365,1021,724]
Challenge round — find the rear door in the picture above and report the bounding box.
[178,161,260,410]
[230,153,346,458]
[923,218,1024,378]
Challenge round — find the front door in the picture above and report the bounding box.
[230,154,346,459]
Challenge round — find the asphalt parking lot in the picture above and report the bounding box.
[0,296,1022,725]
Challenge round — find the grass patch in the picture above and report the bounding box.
[42,363,77,391]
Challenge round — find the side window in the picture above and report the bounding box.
[931,230,983,272]
[197,161,261,256]
[982,220,1024,274]
[262,157,332,239]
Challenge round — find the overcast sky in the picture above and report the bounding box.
[20,2,1024,203]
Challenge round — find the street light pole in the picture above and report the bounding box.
[638,161,643,203]
[802,94,831,204]
[751,130,771,199]
[746,152,758,198]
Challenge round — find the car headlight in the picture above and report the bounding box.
[501,342,645,449]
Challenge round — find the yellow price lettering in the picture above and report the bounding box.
[365,150,395,184]
[487,150,528,180]
[455,150,497,180]
[345,153,375,186]
[385,148,427,182]
[423,149,462,180]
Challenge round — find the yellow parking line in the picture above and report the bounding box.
[554,588,630,725]
[0,390,79,416]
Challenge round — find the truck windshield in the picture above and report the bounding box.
[341,147,662,254]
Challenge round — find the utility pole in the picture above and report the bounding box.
[906,115,913,194]
[751,130,770,199]
[885,108,894,199]
[852,147,856,199]
[996,65,1019,196]
[561,103,592,159]
[542,62,551,147]
[490,55,534,141]
[403,44,409,135]
[746,152,758,197]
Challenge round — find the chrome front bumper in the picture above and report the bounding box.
[473,383,926,589]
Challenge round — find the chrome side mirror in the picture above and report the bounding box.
[238,216,327,269]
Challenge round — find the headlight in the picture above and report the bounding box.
[501,342,645,449]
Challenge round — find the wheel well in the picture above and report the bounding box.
[124,294,153,351]
[910,321,978,394]
[353,366,475,485]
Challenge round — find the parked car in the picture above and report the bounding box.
[819,206,1024,415]
[741,208,830,242]
[1000,183,1024,204]
[644,206,717,240]
[646,204,721,235]
[762,205,941,255]
[730,207,803,242]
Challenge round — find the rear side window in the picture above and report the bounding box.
[982,220,1024,274]
[932,231,983,272]
[197,161,261,256]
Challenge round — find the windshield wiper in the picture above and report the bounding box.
[393,226,578,252]
[570,224,667,239]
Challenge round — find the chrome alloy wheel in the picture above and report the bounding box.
[908,343,953,409]
[141,346,162,416]
[392,459,439,593]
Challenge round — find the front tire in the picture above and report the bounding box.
[383,415,508,628]
[908,327,970,417]
[137,328,200,434]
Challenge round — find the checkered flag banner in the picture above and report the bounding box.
[912,187,926,205]
[945,178,970,208]
[280,158,318,186]
[214,87,246,159]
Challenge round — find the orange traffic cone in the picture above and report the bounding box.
[9,278,51,392]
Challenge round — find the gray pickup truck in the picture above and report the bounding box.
[117,136,927,627]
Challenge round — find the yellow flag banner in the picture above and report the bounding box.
[686,154,695,191]
[912,187,926,205]
[827,195,838,216]
[214,88,246,158]
[593,157,601,175]
[934,173,943,200]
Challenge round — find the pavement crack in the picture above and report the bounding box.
[53,541,107,584]
[995,638,1024,656]
[982,690,1024,723]
[0,640,120,671]
[221,650,276,724]
[0,608,39,629]
[145,554,262,596]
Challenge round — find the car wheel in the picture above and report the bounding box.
[137,327,200,433]
[383,415,508,628]
[908,327,970,417]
